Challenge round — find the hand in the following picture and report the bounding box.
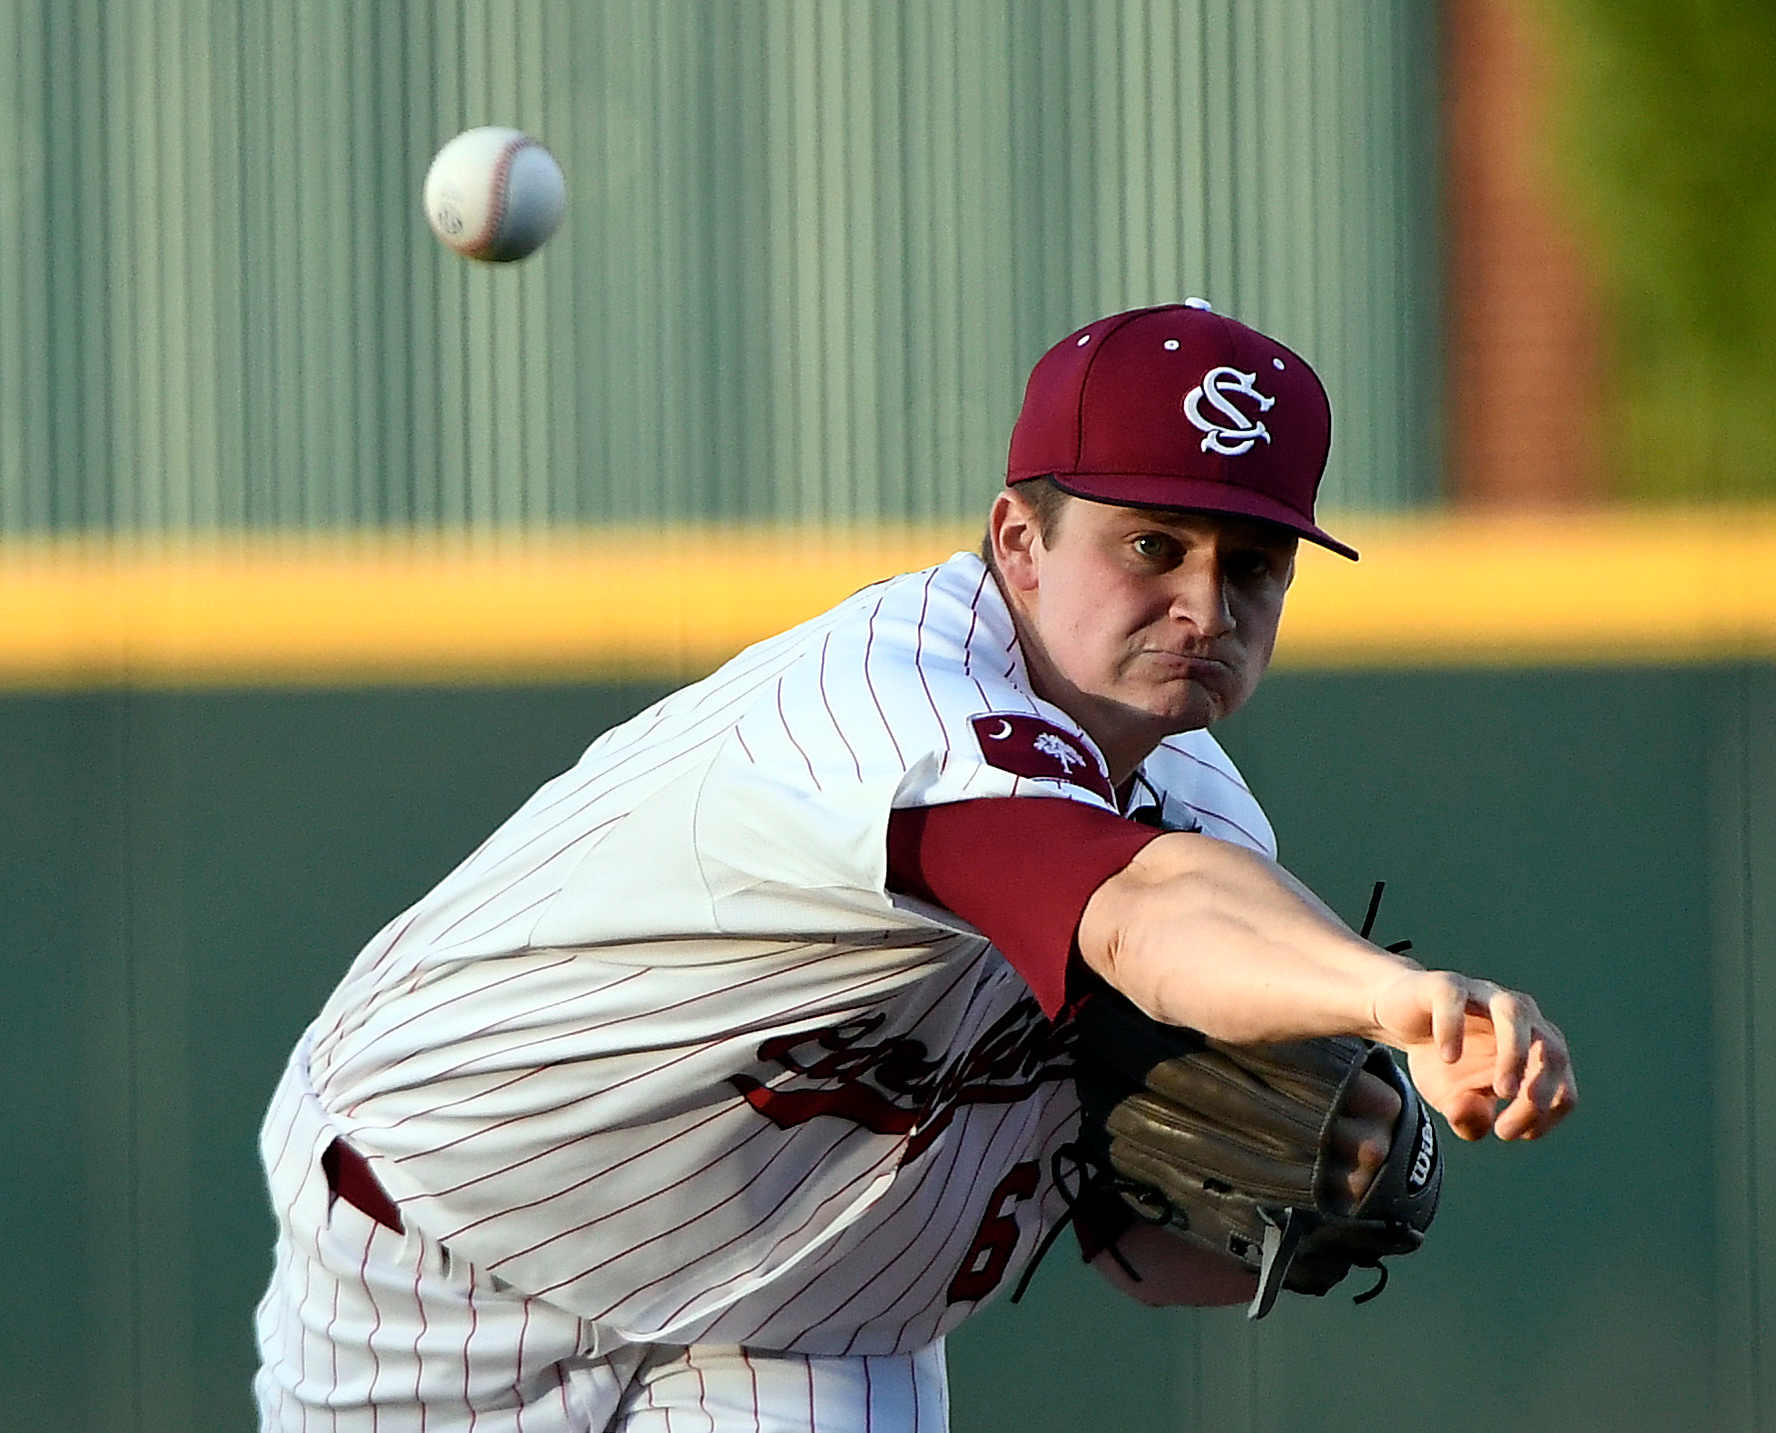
[1372,970,1577,1141]
[1324,1068,1402,1209]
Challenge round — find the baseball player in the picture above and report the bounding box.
[255,302,1576,1431]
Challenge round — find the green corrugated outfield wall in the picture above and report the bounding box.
[0,0,1440,532]
[4,664,1772,1432]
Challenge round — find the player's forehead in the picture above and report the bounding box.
[1064,496,1300,551]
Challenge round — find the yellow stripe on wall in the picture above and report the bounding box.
[1279,507,1776,667]
[2,509,1774,689]
[0,528,976,688]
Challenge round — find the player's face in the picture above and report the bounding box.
[990,492,1295,781]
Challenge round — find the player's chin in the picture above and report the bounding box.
[1146,676,1248,730]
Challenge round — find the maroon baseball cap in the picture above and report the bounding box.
[1006,301,1357,559]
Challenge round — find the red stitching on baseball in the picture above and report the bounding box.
[466,137,529,259]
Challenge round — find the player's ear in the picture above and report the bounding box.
[989,490,1043,593]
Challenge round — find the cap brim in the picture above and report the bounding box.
[1045,473,1359,561]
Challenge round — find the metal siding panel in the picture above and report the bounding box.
[269,3,303,524]
[541,0,584,523]
[958,0,1016,519]
[110,1,145,530]
[370,0,411,528]
[234,4,270,527]
[1712,665,1776,1430]
[1,0,1439,535]
[563,0,607,522]
[1176,0,1212,304]
[897,0,934,513]
[1141,0,1179,302]
[208,0,245,528]
[817,0,851,518]
[867,0,909,521]
[39,0,86,529]
[0,10,20,525]
[181,2,221,530]
[0,0,25,529]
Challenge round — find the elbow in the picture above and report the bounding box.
[1075,831,1235,1016]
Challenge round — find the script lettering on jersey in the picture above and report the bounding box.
[730,998,1074,1164]
[970,713,1114,803]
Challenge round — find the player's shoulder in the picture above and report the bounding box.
[821,550,1007,652]
[1139,730,1276,857]
[758,549,1021,705]
[705,550,1001,679]
[533,553,1000,783]
[695,549,1113,816]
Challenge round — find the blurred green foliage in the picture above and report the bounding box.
[1538,0,1776,498]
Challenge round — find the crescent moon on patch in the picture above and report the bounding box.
[988,719,1013,740]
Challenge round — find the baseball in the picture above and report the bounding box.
[423,126,565,263]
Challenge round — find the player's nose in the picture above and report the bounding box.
[1167,556,1235,638]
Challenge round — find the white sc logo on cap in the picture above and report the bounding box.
[1183,366,1276,457]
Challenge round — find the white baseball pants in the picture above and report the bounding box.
[255,1051,951,1432]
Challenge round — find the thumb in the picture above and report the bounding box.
[1371,969,1469,1062]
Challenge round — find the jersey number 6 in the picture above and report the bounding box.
[946,1161,1041,1304]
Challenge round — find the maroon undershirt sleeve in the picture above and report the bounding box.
[886,795,1170,1264]
[884,796,1164,1019]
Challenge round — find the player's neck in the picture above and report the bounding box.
[991,566,1168,786]
[1048,693,1166,789]
[1013,639,1164,787]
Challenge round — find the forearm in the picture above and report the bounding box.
[1076,832,1420,1043]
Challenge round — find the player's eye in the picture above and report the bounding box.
[1225,541,1295,585]
[1129,532,1178,564]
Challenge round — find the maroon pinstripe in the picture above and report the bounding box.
[859,600,908,768]
[255,552,1277,1430]
[772,678,822,789]
[816,633,866,783]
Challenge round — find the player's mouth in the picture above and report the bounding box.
[1137,649,1235,679]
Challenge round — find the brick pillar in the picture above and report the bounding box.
[1445,0,1607,504]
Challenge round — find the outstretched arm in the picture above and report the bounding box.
[1076,831,1577,1142]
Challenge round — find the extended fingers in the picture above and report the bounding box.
[1324,1069,1404,1208]
[1493,1022,1578,1140]
[1484,986,1534,1099]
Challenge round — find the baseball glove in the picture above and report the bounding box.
[1060,990,1442,1318]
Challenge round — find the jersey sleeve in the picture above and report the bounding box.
[885,798,1162,1017]
[1137,732,1277,858]
[689,557,1130,941]
[530,556,1128,953]
[522,556,1279,970]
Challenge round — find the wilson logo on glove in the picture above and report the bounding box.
[1410,1107,1438,1191]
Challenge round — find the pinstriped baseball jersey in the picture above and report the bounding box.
[258,551,1274,1416]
